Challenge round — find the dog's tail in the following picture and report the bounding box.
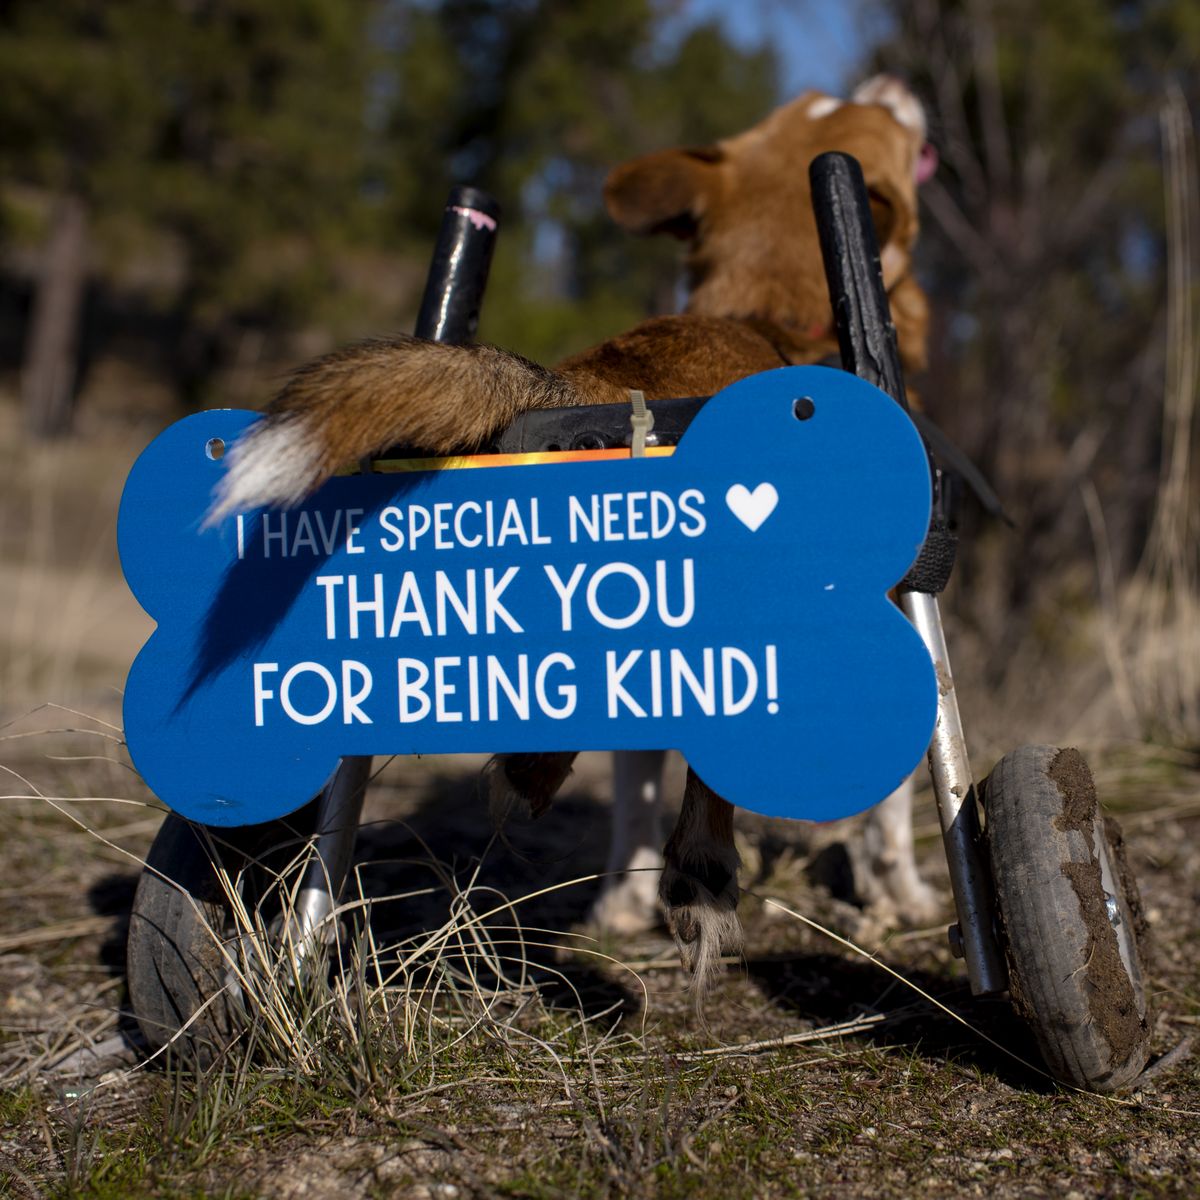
[208,335,617,523]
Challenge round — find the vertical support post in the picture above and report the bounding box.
[809,151,1007,996]
[415,185,501,343]
[899,592,1006,994]
[289,186,502,951]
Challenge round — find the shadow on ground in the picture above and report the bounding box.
[88,872,138,975]
[353,763,643,1018]
[745,950,1049,1090]
[100,757,1047,1088]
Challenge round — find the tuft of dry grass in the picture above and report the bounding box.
[1088,86,1200,747]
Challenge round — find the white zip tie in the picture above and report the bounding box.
[629,389,654,457]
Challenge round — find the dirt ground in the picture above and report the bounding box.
[1,717,1197,1198]
[1,398,1198,1197]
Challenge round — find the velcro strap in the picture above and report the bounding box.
[901,522,958,594]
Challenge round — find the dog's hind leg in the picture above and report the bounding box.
[588,750,667,935]
[851,774,941,926]
[487,751,579,822]
[659,768,742,992]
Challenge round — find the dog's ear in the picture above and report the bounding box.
[604,146,724,237]
[867,182,901,249]
[864,178,915,288]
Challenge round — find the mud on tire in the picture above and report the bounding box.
[981,744,1152,1093]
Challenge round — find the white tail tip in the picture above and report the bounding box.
[204,419,324,527]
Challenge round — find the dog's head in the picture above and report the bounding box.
[604,76,935,369]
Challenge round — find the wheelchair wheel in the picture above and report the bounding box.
[981,744,1151,1092]
[126,802,320,1066]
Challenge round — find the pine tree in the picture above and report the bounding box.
[0,2,784,424]
[379,0,779,364]
[0,0,379,429]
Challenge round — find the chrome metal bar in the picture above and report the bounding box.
[901,591,1009,995]
[286,756,372,963]
[271,190,501,978]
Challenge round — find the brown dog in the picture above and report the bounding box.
[213,75,938,986]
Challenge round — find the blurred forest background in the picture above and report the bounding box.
[0,0,1197,750]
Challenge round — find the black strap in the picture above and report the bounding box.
[901,521,958,594]
[910,411,1011,527]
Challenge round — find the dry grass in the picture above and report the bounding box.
[1085,86,1200,746]
[1,713,1198,1198]
[0,401,155,710]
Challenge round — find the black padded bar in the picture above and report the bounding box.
[374,186,501,461]
[809,151,910,413]
[490,395,708,454]
[810,151,961,594]
[414,185,501,345]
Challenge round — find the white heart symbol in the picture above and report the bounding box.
[725,482,779,532]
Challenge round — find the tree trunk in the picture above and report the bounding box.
[21,192,88,438]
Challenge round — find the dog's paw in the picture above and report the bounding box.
[881,872,943,928]
[587,847,664,936]
[858,860,943,929]
[659,853,743,992]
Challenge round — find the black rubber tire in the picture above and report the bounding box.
[126,805,319,1066]
[981,744,1152,1092]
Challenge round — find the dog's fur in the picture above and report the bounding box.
[213,76,941,987]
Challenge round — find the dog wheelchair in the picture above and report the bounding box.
[125,155,1152,1093]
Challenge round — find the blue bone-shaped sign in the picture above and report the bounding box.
[119,366,937,827]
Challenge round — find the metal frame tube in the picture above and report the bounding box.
[810,152,1009,996]
[284,188,502,968]
[289,756,373,952]
[901,592,1008,995]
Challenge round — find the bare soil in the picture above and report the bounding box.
[0,724,1197,1199]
